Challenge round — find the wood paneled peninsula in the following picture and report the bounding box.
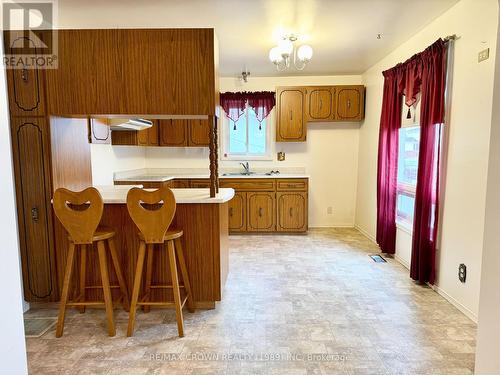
[54,186,234,309]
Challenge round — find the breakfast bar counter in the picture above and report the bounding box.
[53,186,235,309]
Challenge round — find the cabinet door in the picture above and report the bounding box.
[188,119,210,146]
[137,122,159,146]
[276,88,306,142]
[228,192,246,232]
[336,86,364,121]
[10,117,57,301]
[306,87,332,121]
[159,119,188,146]
[88,118,111,144]
[4,31,46,116]
[276,192,308,232]
[247,192,275,232]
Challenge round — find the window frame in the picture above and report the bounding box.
[396,123,420,233]
[220,103,273,161]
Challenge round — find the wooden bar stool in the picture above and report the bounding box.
[53,187,130,337]
[126,186,194,337]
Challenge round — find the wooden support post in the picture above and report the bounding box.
[209,115,217,197]
[214,116,219,193]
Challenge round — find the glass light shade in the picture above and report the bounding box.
[269,47,283,64]
[278,39,293,57]
[297,44,313,61]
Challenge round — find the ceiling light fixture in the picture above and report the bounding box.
[269,35,313,71]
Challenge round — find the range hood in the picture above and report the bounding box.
[109,118,153,131]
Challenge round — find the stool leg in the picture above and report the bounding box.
[174,238,194,313]
[107,237,130,312]
[167,240,184,337]
[97,240,116,337]
[78,244,87,313]
[56,242,76,338]
[127,240,146,337]
[143,244,154,313]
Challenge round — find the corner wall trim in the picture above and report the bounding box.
[354,224,377,243]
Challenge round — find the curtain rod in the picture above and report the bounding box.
[444,34,459,42]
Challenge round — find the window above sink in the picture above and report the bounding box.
[221,103,272,161]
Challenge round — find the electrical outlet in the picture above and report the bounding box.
[458,264,467,283]
[327,206,333,215]
[478,48,490,63]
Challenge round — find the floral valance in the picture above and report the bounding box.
[220,91,276,124]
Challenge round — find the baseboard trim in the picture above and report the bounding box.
[394,254,410,270]
[354,224,377,243]
[430,284,478,323]
[309,224,355,229]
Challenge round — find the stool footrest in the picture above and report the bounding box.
[150,285,186,289]
[137,302,176,307]
[85,285,121,289]
[67,301,105,307]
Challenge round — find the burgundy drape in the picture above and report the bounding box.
[410,40,447,284]
[220,92,246,123]
[377,39,447,284]
[220,91,275,124]
[376,69,402,254]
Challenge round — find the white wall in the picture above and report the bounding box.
[90,145,146,185]
[475,4,500,371]
[0,43,28,375]
[355,0,499,320]
[147,75,362,227]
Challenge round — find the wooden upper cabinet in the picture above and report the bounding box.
[46,29,218,116]
[159,119,188,146]
[88,118,111,144]
[188,119,210,146]
[276,87,306,142]
[336,86,365,121]
[4,31,46,117]
[137,121,159,146]
[305,87,334,121]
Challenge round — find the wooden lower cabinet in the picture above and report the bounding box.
[276,192,308,232]
[228,192,246,232]
[247,192,276,232]
[223,178,308,234]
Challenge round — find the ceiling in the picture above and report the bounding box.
[58,0,460,77]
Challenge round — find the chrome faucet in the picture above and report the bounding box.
[240,162,250,174]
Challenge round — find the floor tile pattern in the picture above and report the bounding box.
[25,229,476,374]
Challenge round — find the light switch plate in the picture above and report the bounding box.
[478,48,490,63]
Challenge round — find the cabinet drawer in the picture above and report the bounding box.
[220,179,276,191]
[277,179,308,191]
[190,179,210,188]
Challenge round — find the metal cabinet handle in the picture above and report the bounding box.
[21,68,29,82]
[229,207,233,217]
[347,99,351,109]
[289,208,293,217]
[31,207,39,222]
[258,207,263,217]
[319,99,322,110]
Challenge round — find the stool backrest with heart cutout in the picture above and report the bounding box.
[53,187,104,244]
[126,186,176,244]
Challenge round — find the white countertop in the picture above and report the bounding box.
[114,173,310,182]
[95,185,235,204]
